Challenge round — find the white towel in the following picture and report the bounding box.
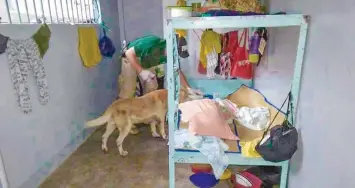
[236,107,270,131]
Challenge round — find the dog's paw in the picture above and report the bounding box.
[162,134,168,140]
[152,132,161,138]
[101,145,108,152]
[120,150,128,156]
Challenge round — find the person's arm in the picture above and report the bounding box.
[125,47,143,74]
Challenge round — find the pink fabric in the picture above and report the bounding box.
[178,99,239,140]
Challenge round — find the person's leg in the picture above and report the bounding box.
[118,57,137,99]
[117,57,139,134]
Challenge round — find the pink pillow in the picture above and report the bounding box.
[179,99,239,140]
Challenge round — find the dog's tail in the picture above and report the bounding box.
[86,110,112,128]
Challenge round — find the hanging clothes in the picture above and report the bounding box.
[6,38,50,113]
[218,32,233,79]
[206,47,218,78]
[0,33,9,55]
[177,35,189,58]
[223,29,254,79]
[78,27,102,68]
[199,29,221,69]
[32,24,51,58]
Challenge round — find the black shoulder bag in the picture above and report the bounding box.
[255,91,299,163]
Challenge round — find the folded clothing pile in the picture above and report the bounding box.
[176,98,239,179]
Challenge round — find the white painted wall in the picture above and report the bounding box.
[0,0,121,187]
[256,0,355,187]
[119,0,163,42]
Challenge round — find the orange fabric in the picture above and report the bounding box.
[179,99,239,140]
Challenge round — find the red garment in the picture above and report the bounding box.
[222,29,254,79]
[198,60,207,74]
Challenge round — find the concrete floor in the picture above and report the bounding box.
[40,125,233,188]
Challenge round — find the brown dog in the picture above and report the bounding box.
[86,87,188,156]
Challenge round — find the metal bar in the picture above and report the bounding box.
[65,0,71,22]
[279,162,290,188]
[174,151,287,166]
[24,0,30,22]
[70,0,75,23]
[39,0,45,22]
[291,17,309,125]
[87,0,92,23]
[4,0,12,23]
[93,0,100,23]
[59,0,65,22]
[53,0,59,23]
[83,0,88,23]
[15,0,22,23]
[47,0,53,23]
[75,0,80,22]
[166,20,176,188]
[79,0,86,22]
[32,0,38,23]
[171,15,305,29]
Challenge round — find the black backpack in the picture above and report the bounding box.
[255,91,299,163]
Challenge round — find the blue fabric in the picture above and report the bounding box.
[190,173,219,188]
[202,10,264,17]
[99,29,116,58]
[201,10,287,17]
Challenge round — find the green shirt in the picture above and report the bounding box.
[127,35,167,69]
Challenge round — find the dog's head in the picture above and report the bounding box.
[179,85,190,103]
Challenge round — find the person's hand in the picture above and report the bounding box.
[139,70,158,93]
[139,70,156,82]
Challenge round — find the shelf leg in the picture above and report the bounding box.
[280,161,289,188]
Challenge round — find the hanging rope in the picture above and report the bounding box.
[92,0,111,32]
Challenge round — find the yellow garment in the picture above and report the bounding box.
[221,0,263,13]
[175,29,186,37]
[239,137,262,158]
[176,0,186,6]
[220,169,232,180]
[78,27,102,68]
[199,30,221,68]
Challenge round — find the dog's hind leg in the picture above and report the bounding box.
[102,120,116,152]
[150,120,160,138]
[116,118,132,156]
[157,112,168,139]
